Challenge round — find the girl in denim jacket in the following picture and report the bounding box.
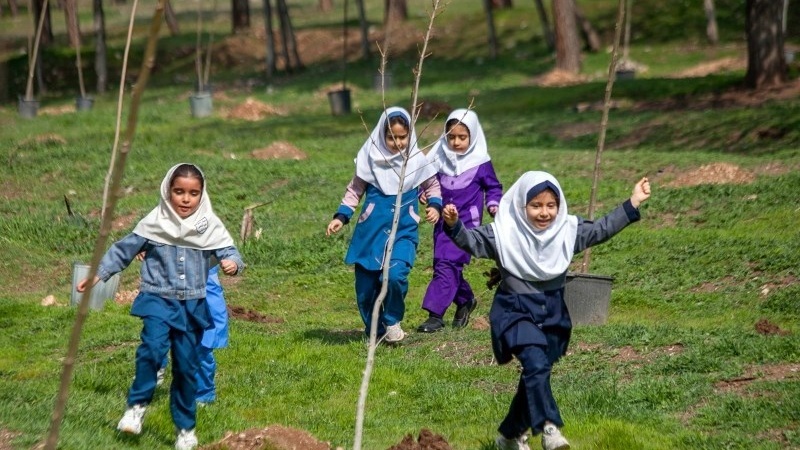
[78,163,244,450]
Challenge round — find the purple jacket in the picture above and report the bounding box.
[432,161,503,264]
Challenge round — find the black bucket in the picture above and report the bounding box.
[18,95,39,119]
[327,89,351,115]
[76,96,94,111]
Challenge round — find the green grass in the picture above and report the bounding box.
[2,0,800,449]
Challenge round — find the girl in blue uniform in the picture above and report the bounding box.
[442,171,650,450]
[78,163,244,450]
[326,106,442,343]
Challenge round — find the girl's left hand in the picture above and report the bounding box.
[425,206,440,224]
[220,259,238,275]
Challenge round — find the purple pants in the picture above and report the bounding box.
[421,259,475,316]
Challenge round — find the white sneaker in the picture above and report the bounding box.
[495,433,530,450]
[541,424,570,450]
[117,404,146,434]
[384,323,406,343]
[156,367,166,386]
[175,428,198,450]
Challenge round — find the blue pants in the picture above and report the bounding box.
[498,343,565,438]
[354,261,410,336]
[128,315,203,431]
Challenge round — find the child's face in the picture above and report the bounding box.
[525,189,559,230]
[169,176,203,219]
[385,122,409,154]
[446,123,470,153]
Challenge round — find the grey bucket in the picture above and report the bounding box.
[327,89,351,115]
[373,73,392,91]
[189,91,213,118]
[70,263,121,310]
[18,96,39,119]
[564,272,614,325]
[76,96,94,111]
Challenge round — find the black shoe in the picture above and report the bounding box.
[452,298,477,328]
[416,316,445,333]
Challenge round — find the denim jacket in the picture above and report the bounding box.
[97,233,245,300]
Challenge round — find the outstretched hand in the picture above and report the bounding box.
[631,177,651,208]
[442,204,459,227]
[425,206,440,224]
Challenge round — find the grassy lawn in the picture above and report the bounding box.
[1,0,799,449]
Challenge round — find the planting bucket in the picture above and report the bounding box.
[564,272,614,325]
[189,91,213,118]
[373,73,392,91]
[70,263,121,310]
[615,69,636,80]
[75,96,94,111]
[18,96,39,119]
[327,89,351,115]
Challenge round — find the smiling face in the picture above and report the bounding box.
[525,188,559,230]
[446,122,470,153]
[169,175,203,218]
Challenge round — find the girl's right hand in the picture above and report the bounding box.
[76,276,99,293]
[443,204,459,227]
[327,219,343,236]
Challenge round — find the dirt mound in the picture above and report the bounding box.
[387,429,453,450]
[527,69,589,87]
[251,141,307,160]
[226,97,287,121]
[663,162,754,187]
[201,425,331,450]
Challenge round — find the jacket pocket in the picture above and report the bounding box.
[358,203,375,223]
[408,205,420,224]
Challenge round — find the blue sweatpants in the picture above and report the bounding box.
[128,315,203,431]
[354,261,410,336]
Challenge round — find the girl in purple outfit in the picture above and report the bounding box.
[417,109,503,333]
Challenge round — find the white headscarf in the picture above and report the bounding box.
[490,171,579,281]
[427,108,491,176]
[132,163,235,250]
[355,106,437,195]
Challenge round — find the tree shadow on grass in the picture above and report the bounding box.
[302,328,364,345]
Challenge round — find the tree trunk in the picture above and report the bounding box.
[492,0,512,7]
[533,0,555,51]
[482,0,498,59]
[745,0,787,89]
[231,0,250,33]
[704,0,719,44]
[276,0,302,72]
[34,0,54,46]
[575,4,600,52]
[262,0,275,79]
[319,0,332,12]
[553,0,580,73]
[384,0,406,25]
[93,0,106,93]
[356,0,369,59]
[164,0,179,35]
[63,0,79,48]
[9,0,19,16]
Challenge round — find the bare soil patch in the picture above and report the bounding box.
[228,305,284,324]
[201,425,332,450]
[0,428,21,450]
[755,318,791,336]
[671,56,747,78]
[714,362,800,394]
[251,141,307,161]
[662,162,755,188]
[526,69,589,87]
